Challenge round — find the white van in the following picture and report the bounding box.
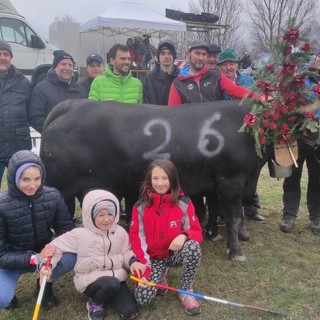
[0,0,57,86]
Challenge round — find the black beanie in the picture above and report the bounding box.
[52,50,74,69]
[0,39,13,57]
[157,40,176,61]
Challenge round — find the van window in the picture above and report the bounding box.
[0,17,36,47]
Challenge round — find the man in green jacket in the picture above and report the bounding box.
[89,44,142,103]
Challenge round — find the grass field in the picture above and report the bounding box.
[1,165,320,320]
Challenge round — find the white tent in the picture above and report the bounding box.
[79,2,186,38]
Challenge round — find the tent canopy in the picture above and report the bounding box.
[79,2,186,38]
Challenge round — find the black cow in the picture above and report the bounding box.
[40,99,266,261]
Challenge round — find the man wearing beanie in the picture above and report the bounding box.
[28,49,87,222]
[0,39,32,187]
[217,47,265,223]
[29,49,87,134]
[142,40,180,105]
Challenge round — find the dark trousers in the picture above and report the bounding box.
[283,142,320,220]
[84,277,137,319]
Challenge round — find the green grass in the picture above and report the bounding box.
[1,165,320,320]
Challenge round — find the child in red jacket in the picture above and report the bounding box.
[129,159,203,315]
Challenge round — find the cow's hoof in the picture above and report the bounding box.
[230,254,247,262]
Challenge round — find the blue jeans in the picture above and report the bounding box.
[0,252,76,309]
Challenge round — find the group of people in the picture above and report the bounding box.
[1,34,320,320]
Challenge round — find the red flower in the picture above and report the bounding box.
[301,43,310,52]
[283,28,299,46]
[259,136,267,145]
[293,75,306,88]
[262,110,271,118]
[304,111,315,119]
[279,139,287,145]
[243,112,258,127]
[272,112,281,120]
[269,122,277,130]
[281,123,290,130]
[262,119,269,128]
[308,66,319,72]
[282,61,297,75]
[258,128,265,135]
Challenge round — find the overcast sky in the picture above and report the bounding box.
[10,0,188,39]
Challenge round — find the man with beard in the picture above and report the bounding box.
[89,44,142,103]
[168,41,260,239]
[89,44,142,224]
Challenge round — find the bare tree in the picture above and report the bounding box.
[244,0,316,52]
[187,0,244,49]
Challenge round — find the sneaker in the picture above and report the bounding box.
[86,299,105,320]
[157,268,169,296]
[280,215,296,233]
[179,290,201,315]
[310,218,320,234]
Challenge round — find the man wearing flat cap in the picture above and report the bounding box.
[168,40,255,105]
[0,39,32,187]
[81,53,104,97]
[206,43,221,70]
[168,40,261,239]
[142,40,180,105]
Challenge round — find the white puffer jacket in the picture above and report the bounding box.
[51,190,134,293]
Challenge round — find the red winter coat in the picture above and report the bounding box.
[129,192,203,279]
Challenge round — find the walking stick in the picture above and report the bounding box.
[32,257,52,320]
[130,275,288,317]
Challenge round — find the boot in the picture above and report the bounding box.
[280,215,295,233]
[36,279,58,309]
[310,218,320,234]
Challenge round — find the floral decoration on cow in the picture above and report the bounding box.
[240,24,320,158]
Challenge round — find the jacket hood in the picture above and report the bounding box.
[82,189,120,234]
[7,150,45,197]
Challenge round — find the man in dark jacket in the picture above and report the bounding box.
[0,39,32,186]
[143,40,180,105]
[0,150,74,310]
[28,50,87,133]
[81,53,104,97]
[28,50,87,219]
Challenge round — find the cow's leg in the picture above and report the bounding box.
[205,192,222,241]
[217,176,246,261]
